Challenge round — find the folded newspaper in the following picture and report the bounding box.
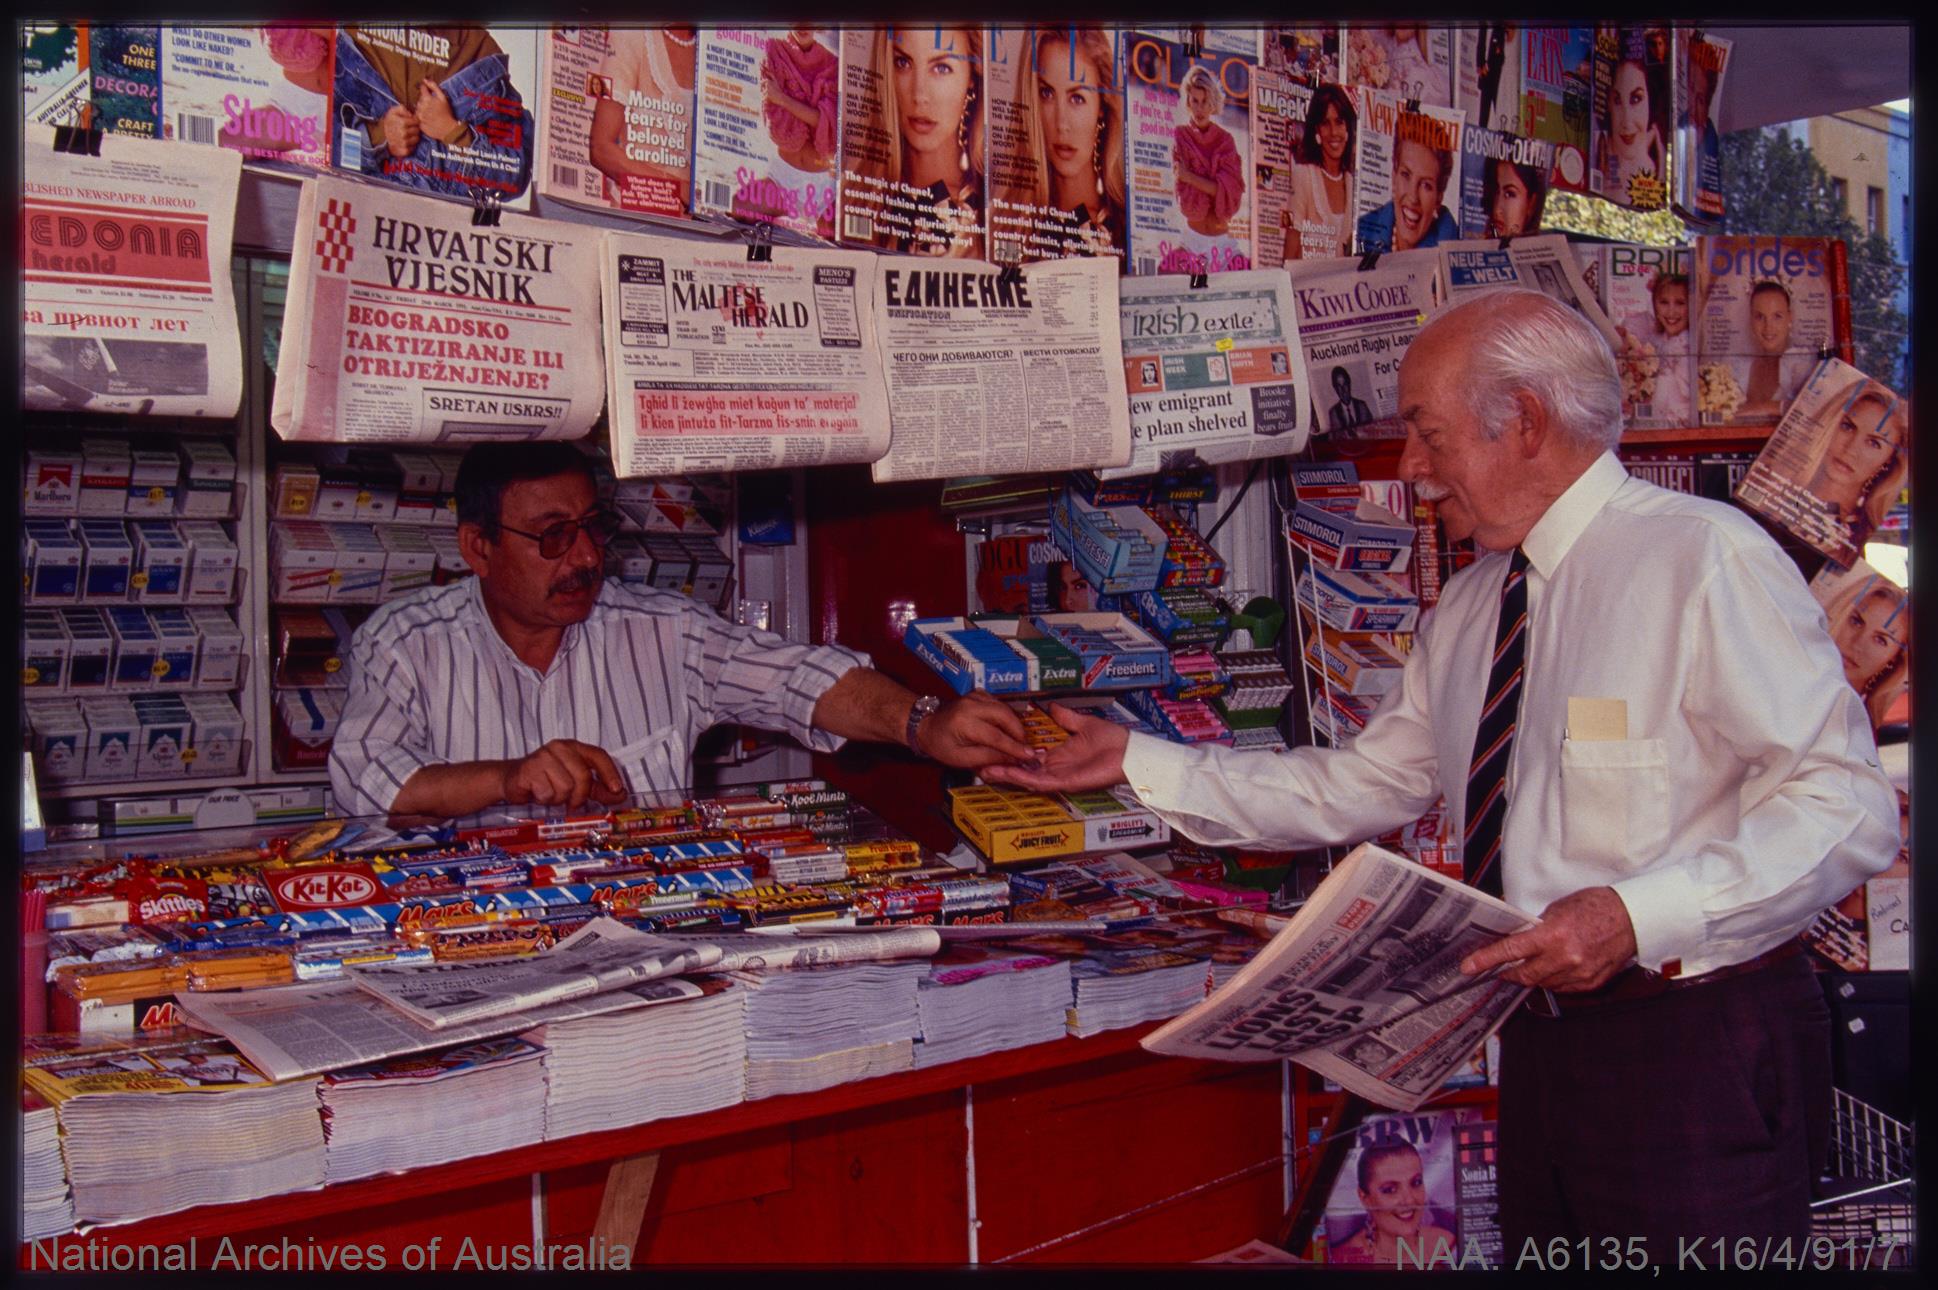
[1141,843,1535,1111]
[349,917,941,1030]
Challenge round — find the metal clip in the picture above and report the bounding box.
[54,104,102,156]
[470,190,502,227]
[1357,251,1381,272]
[1182,24,1206,59]
[1403,98,1423,115]
[1498,236,1515,252]
[1188,272,1209,290]
[996,261,1025,290]
[745,222,774,262]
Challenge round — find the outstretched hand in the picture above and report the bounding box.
[976,702,1130,794]
[1458,886,1639,993]
[915,691,1035,771]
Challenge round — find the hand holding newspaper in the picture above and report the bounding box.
[349,917,941,1030]
[1141,843,1535,1111]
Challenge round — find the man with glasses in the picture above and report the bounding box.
[986,290,1896,1262]
[331,442,1032,829]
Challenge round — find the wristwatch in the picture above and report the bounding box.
[905,695,942,756]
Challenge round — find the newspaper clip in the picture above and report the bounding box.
[996,261,1025,291]
[54,104,102,157]
[1182,24,1207,59]
[1188,272,1210,290]
[1817,343,1835,360]
[1403,97,1423,115]
[745,222,775,263]
[470,190,502,228]
[1497,236,1515,252]
[1357,251,1382,273]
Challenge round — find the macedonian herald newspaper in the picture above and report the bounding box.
[1141,843,1534,1112]
[600,229,889,475]
[24,124,244,419]
[272,173,607,443]
[870,256,1131,482]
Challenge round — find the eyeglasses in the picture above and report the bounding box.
[497,508,623,559]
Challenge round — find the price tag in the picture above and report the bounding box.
[148,486,165,501]
[181,748,199,763]
[327,571,343,586]
[22,667,41,685]
[357,490,372,505]
[131,571,150,588]
[1214,337,1235,352]
[324,657,342,673]
[152,659,171,677]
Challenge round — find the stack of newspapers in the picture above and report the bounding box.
[319,1036,549,1183]
[538,978,748,1140]
[911,945,1074,1068]
[997,929,1216,1038]
[21,1089,74,1240]
[24,1034,325,1225]
[739,960,929,1099]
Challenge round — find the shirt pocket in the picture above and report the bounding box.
[609,727,684,802]
[1558,737,1671,873]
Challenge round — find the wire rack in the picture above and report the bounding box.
[1809,1088,1914,1268]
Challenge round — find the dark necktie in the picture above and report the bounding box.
[1463,548,1530,897]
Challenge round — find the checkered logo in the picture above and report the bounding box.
[315,197,357,275]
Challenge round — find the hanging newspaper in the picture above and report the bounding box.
[1124,28,1256,276]
[1353,90,1464,254]
[23,126,243,419]
[837,24,989,258]
[870,257,1131,482]
[1587,24,1672,213]
[1673,30,1730,223]
[1599,242,1693,428]
[330,25,538,208]
[1344,25,1453,108]
[159,25,334,170]
[352,917,941,1029]
[1436,235,1620,349]
[691,27,841,239]
[1288,248,1442,439]
[1694,235,1852,426]
[1110,270,1309,478]
[1456,23,1523,134]
[601,230,886,475]
[23,23,90,127]
[1141,843,1534,1112]
[1733,357,1907,568]
[1457,126,1554,239]
[272,174,605,443]
[536,25,697,220]
[985,24,1129,266]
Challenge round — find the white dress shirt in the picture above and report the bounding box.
[1122,452,1896,977]
[330,576,867,821]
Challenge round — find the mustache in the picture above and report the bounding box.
[1415,481,1451,502]
[549,569,601,597]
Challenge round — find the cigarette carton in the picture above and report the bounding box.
[125,445,181,517]
[276,688,343,770]
[176,438,237,517]
[272,462,321,518]
[390,452,442,494]
[606,534,653,583]
[79,695,140,781]
[313,458,362,519]
[22,612,71,693]
[176,520,239,600]
[105,606,161,690]
[1286,497,1415,574]
[26,697,88,784]
[184,693,246,775]
[271,521,337,602]
[425,529,469,582]
[375,526,436,599]
[24,448,83,515]
[59,609,114,690]
[78,438,131,516]
[128,694,193,778]
[77,519,134,600]
[145,607,200,688]
[25,520,82,602]
[683,535,733,605]
[328,523,387,603]
[130,520,188,601]
[187,606,244,689]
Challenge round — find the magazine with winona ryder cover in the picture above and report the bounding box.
[1519,25,1592,194]
[1321,1109,1472,1266]
[1673,29,1730,223]
[1587,24,1672,213]
[160,25,334,171]
[331,25,539,208]
[838,25,987,258]
[537,26,696,220]
[986,25,1128,266]
[23,23,89,127]
[692,27,840,239]
[90,25,163,139]
[1694,235,1852,426]
[1600,242,1694,428]
[1124,29,1255,276]
[1732,356,1906,568]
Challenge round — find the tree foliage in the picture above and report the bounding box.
[1544,191,1687,246]
[1718,126,1909,389]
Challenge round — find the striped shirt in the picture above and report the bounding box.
[328,576,869,821]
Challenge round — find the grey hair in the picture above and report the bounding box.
[1180,63,1225,116]
[1422,288,1625,452]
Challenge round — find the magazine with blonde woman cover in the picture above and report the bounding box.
[1587,24,1672,212]
[1352,91,1464,255]
[1599,242,1693,428]
[1732,356,1905,567]
[985,25,1129,267]
[537,26,696,220]
[837,25,988,258]
[691,27,840,239]
[1694,234,1852,426]
[1124,28,1255,276]
[1808,558,1909,732]
[1672,29,1730,223]
[1518,25,1592,194]
[1343,25,1452,109]
[160,25,335,170]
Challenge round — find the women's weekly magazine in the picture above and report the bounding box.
[838,25,988,258]
[986,25,1128,266]
[160,25,334,170]
[693,27,840,239]
[1125,29,1255,277]
[537,26,696,220]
